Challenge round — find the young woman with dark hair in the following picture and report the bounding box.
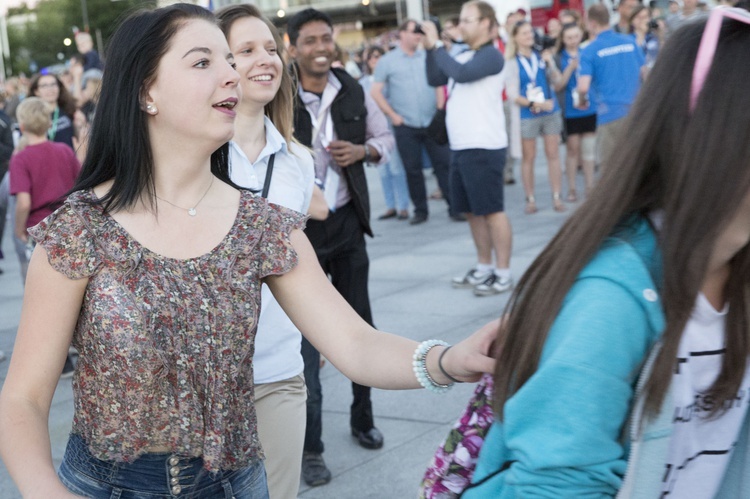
[463,8,750,497]
[552,23,597,202]
[0,4,496,497]
[28,73,78,150]
[630,5,661,67]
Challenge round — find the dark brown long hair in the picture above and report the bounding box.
[29,73,77,118]
[216,4,297,145]
[72,4,235,213]
[494,17,750,420]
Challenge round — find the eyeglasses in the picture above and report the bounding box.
[37,82,58,89]
[459,17,483,25]
[690,6,750,112]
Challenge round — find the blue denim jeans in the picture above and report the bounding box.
[58,434,269,498]
[377,148,410,212]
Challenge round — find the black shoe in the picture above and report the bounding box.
[351,427,384,449]
[377,210,398,220]
[302,452,332,486]
[60,354,75,379]
[449,213,467,222]
[409,214,428,225]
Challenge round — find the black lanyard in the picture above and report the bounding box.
[261,153,276,199]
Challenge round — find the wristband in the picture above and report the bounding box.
[438,346,463,384]
[412,340,453,393]
[363,144,372,165]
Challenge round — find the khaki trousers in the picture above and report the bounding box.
[597,118,625,172]
[255,374,307,499]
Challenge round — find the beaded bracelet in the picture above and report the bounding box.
[412,339,454,393]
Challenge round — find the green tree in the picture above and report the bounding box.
[6,0,156,76]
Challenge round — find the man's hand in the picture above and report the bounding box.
[440,30,454,50]
[421,21,439,49]
[390,113,404,126]
[328,140,365,167]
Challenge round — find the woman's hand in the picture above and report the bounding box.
[541,99,555,112]
[541,49,554,65]
[437,318,500,383]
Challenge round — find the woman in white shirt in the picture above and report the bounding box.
[217,5,326,498]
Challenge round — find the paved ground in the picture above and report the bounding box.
[0,151,577,498]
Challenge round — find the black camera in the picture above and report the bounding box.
[414,16,442,36]
[533,34,557,52]
[648,19,660,30]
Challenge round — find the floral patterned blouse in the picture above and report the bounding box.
[28,188,305,472]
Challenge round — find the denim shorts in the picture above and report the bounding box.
[58,434,269,498]
[449,148,507,216]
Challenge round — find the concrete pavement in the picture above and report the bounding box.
[0,153,576,498]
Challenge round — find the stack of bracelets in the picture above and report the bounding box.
[412,339,464,393]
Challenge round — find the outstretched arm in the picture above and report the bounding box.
[267,229,498,388]
[0,247,88,498]
[431,46,504,84]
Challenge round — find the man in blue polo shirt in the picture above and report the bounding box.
[370,20,455,225]
[576,3,644,169]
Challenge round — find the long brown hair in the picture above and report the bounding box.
[216,4,296,145]
[29,73,77,118]
[494,18,750,420]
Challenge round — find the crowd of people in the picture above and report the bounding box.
[0,0,749,498]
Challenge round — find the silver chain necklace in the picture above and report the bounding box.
[154,176,214,216]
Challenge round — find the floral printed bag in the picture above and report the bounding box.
[418,373,495,499]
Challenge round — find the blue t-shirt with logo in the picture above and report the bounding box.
[559,50,596,120]
[517,51,559,120]
[579,30,644,125]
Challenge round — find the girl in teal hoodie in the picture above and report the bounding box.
[465,8,750,498]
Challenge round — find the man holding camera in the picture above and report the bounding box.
[423,0,514,296]
[370,19,457,225]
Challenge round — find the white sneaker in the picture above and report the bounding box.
[473,274,513,296]
[452,269,492,289]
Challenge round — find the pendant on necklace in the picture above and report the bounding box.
[188,208,197,216]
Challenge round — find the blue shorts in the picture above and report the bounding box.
[58,434,269,498]
[449,148,507,216]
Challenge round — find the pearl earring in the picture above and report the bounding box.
[146,104,157,114]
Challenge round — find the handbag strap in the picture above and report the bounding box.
[260,153,276,199]
[443,81,457,109]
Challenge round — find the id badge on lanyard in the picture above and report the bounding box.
[520,54,545,104]
[308,87,339,211]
